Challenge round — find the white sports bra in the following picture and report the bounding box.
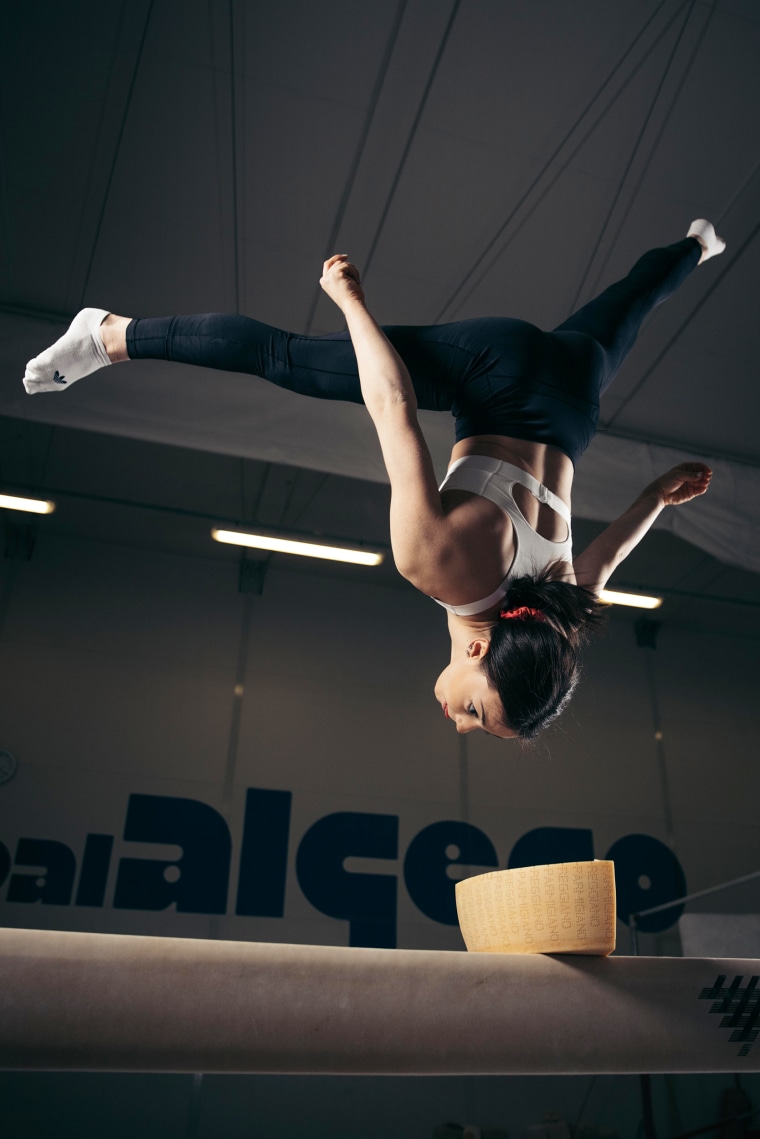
[433,455,573,616]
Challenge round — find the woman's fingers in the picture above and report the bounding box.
[666,462,710,479]
[319,254,365,309]
[322,253,350,274]
[661,463,713,504]
[326,259,361,285]
[676,462,712,478]
[666,463,712,488]
[321,256,362,288]
[650,462,713,507]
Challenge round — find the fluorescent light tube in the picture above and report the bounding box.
[599,589,662,609]
[0,493,55,515]
[211,528,383,567]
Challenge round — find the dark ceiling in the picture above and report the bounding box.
[1,0,759,633]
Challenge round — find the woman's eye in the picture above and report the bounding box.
[467,704,477,716]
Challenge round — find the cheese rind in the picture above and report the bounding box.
[456,860,616,956]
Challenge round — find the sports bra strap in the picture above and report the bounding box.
[441,455,571,523]
[433,455,573,616]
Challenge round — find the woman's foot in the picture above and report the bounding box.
[23,307,126,394]
[687,219,726,264]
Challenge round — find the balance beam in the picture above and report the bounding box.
[1,928,758,1074]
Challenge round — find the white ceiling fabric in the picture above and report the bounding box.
[571,435,760,575]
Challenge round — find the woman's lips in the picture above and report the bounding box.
[443,702,449,719]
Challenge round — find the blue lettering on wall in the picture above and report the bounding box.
[606,832,687,933]
[7,837,76,904]
[296,811,398,948]
[404,820,498,925]
[75,834,114,907]
[113,794,231,914]
[0,840,10,888]
[236,788,291,917]
[508,826,594,869]
[1,789,691,944]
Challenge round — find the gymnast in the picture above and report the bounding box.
[23,220,724,740]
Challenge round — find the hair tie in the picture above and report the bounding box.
[500,606,545,621]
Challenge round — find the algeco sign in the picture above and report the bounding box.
[1,789,687,946]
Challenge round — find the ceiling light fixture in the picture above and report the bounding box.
[211,528,384,567]
[599,588,662,610]
[0,493,55,515]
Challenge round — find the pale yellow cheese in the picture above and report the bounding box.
[455,860,616,956]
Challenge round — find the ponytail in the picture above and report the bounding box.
[483,566,607,740]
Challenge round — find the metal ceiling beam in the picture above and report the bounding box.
[568,0,700,314]
[73,0,156,310]
[304,0,409,334]
[432,0,690,322]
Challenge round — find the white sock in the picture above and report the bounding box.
[23,308,112,394]
[687,219,726,264]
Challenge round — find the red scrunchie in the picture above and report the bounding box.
[499,606,544,621]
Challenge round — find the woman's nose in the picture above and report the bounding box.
[455,718,475,734]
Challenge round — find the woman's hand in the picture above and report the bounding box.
[646,462,713,507]
[319,254,365,312]
[575,461,713,594]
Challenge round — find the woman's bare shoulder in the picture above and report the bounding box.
[403,494,516,602]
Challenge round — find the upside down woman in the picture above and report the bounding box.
[24,220,725,740]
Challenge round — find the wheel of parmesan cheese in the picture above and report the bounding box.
[456,860,616,956]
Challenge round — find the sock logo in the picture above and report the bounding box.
[53,371,67,385]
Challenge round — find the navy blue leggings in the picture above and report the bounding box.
[126,237,701,464]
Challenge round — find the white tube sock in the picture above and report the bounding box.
[687,219,726,264]
[23,308,112,394]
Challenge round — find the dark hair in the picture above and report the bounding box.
[481,565,607,740]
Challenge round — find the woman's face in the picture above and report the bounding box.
[434,646,516,739]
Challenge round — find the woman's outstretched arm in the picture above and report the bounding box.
[573,462,712,595]
[320,255,446,582]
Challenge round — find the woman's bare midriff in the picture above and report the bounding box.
[448,434,574,544]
